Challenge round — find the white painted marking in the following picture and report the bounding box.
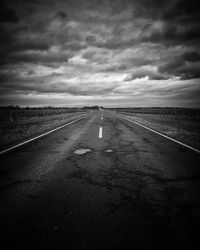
[101,117,103,120]
[118,115,200,154]
[0,115,86,155]
[99,127,103,138]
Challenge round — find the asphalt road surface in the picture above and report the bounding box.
[1,110,200,250]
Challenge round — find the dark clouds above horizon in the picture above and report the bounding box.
[0,0,200,107]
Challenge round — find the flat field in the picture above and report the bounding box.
[115,108,200,150]
[0,108,86,150]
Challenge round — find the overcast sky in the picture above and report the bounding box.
[0,0,200,107]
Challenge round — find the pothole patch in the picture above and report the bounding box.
[74,148,91,155]
[105,149,113,153]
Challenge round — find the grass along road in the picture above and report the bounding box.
[117,111,200,150]
[0,112,89,151]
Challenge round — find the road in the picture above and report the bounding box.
[0,110,200,250]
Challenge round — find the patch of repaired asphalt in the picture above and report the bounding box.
[74,148,91,155]
[105,149,113,153]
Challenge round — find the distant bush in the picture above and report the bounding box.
[0,107,85,122]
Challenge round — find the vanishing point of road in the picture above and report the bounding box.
[0,110,200,250]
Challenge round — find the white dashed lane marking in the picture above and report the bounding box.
[99,127,103,138]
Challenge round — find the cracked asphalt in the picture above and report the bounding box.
[0,110,200,250]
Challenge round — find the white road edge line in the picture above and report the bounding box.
[0,115,87,155]
[118,114,200,154]
[99,127,103,138]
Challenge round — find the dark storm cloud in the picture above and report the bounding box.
[142,24,200,45]
[17,52,68,65]
[158,51,200,80]
[95,39,138,50]
[182,51,200,62]
[85,36,96,44]
[54,11,68,21]
[159,61,200,80]
[1,42,50,55]
[0,8,19,23]
[0,52,70,67]
[132,0,200,22]
[62,43,86,52]
[162,0,200,22]
[131,0,200,47]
